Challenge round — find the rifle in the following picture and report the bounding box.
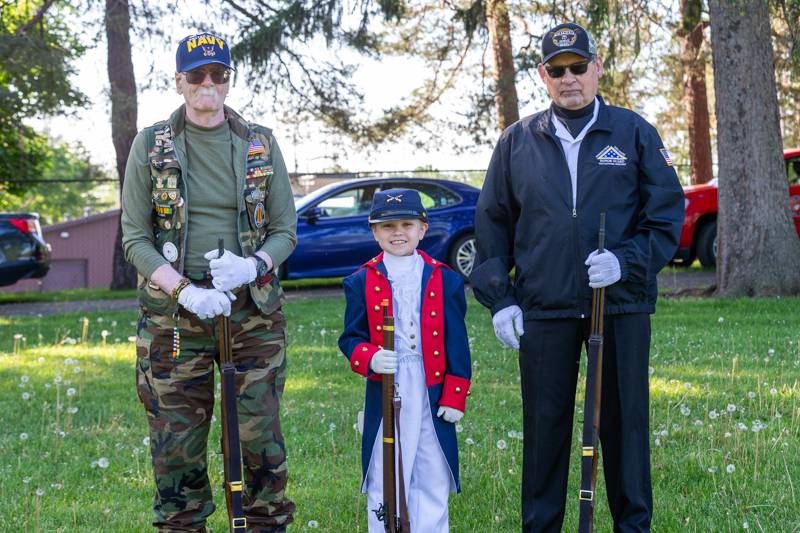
[374,299,410,532]
[578,213,607,533]
[216,238,247,532]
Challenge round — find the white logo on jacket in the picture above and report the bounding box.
[595,145,628,166]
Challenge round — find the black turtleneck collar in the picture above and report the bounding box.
[551,99,595,137]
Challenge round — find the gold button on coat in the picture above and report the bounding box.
[455,387,462,393]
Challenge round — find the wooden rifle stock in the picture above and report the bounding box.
[380,299,398,532]
[578,214,606,533]
[216,238,247,532]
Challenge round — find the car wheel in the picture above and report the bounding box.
[695,220,717,268]
[449,234,476,278]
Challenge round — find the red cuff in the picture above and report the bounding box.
[439,374,471,412]
[350,342,379,377]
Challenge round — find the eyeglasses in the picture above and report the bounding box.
[545,61,591,79]
[184,67,231,85]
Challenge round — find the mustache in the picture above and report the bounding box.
[197,89,218,97]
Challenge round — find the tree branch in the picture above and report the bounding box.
[15,0,58,36]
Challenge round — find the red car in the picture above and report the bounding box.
[674,148,800,267]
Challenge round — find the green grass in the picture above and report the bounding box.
[1,296,798,532]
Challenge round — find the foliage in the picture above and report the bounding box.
[0,1,88,191]
[0,141,114,226]
[0,295,798,530]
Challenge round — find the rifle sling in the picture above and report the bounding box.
[578,332,603,533]
[221,361,247,531]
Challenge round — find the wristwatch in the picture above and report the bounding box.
[252,255,272,287]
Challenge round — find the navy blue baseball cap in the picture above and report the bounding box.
[176,32,235,72]
[541,23,597,64]
[368,189,428,224]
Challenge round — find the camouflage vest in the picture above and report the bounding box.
[137,108,285,319]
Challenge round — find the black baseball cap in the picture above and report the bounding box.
[541,23,597,64]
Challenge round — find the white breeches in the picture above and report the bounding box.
[365,354,454,533]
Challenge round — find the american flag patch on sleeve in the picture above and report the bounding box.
[659,148,673,166]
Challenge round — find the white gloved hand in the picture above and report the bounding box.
[369,349,398,374]
[204,249,257,291]
[585,250,621,288]
[177,284,235,319]
[492,304,524,349]
[437,406,464,424]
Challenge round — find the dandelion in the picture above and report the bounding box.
[726,464,735,474]
[98,457,109,468]
[648,366,655,375]
[496,440,507,450]
[679,405,690,416]
[67,407,78,414]
[770,388,777,396]
[97,317,104,323]
[654,438,661,447]
[37,357,44,363]
[736,422,747,431]
[768,348,775,355]
[743,521,749,529]
[111,320,118,327]
[20,375,29,383]
[91,460,98,469]
[465,438,475,445]
[51,483,63,490]
[708,410,719,420]
[727,404,736,413]
[20,433,28,441]
[707,466,717,473]
[35,488,44,497]
[23,477,31,484]
[718,317,724,323]
[328,423,336,433]
[64,358,75,365]
[308,520,319,528]
[67,388,76,397]
[693,419,703,426]
[747,391,756,399]
[54,375,62,385]
[22,392,30,401]
[143,436,150,446]
[456,424,464,433]
[73,366,81,374]
[724,432,732,438]
[684,382,692,390]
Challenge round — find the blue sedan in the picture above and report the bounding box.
[284,177,479,279]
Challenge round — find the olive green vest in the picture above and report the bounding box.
[137,106,284,318]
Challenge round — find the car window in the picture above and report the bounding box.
[383,182,460,209]
[314,186,377,218]
[787,157,800,186]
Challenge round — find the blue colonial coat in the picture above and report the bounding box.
[338,250,472,491]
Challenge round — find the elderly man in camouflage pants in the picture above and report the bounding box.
[121,32,296,532]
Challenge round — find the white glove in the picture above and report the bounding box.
[369,349,398,374]
[204,249,257,291]
[492,305,524,349]
[177,284,235,319]
[585,250,621,288]
[437,406,464,423]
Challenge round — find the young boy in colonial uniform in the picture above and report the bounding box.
[338,188,472,532]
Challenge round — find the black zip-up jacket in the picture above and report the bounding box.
[471,96,685,319]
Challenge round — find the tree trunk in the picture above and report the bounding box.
[708,0,800,296]
[485,0,519,131]
[106,0,138,290]
[679,0,713,185]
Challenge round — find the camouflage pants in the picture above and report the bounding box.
[136,290,295,533]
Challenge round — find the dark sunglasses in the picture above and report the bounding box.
[184,67,231,85]
[545,61,591,79]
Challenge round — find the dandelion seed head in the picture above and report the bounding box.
[20,375,29,383]
[727,404,736,412]
[19,433,28,441]
[707,466,717,473]
[654,438,661,447]
[35,488,44,497]
[465,438,475,445]
[54,375,62,385]
[67,388,76,397]
[67,407,78,414]
[718,316,724,323]
[23,477,31,484]
[770,387,777,395]
[308,520,319,528]
[22,392,30,401]
[708,410,719,420]
[724,432,732,438]
[648,366,655,375]
[680,405,690,416]
[73,366,81,374]
[143,436,150,446]
[456,424,464,433]
[747,391,756,399]
[726,464,735,474]
[684,382,692,390]
[496,439,507,450]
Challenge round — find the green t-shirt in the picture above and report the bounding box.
[182,120,242,273]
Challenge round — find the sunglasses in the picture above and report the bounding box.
[545,61,591,79]
[184,67,231,85]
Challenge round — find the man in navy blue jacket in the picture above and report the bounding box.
[470,22,684,533]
